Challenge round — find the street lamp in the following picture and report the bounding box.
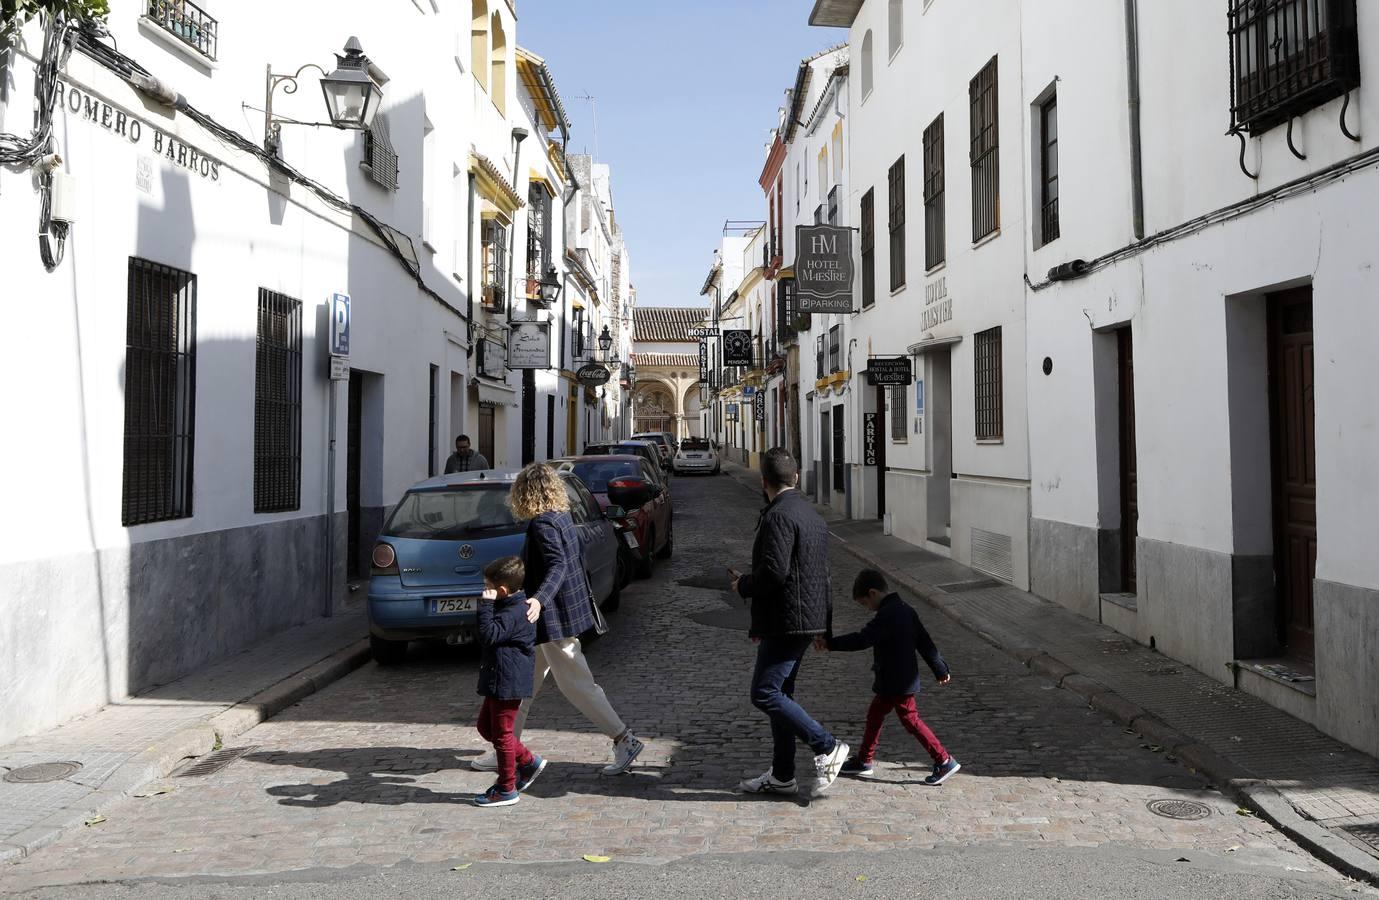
[264,37,383,156]
[533,266,562,306]
[598,325,613,354]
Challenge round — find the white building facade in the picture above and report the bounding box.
[0,1,632,744]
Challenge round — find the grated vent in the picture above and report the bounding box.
[970,528,1014,583]
[175,746,258,778]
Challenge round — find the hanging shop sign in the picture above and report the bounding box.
[794,224,854,314]
[863,412,878,466]
[726,402,740,421]
[688,327,718,338]
[698,340,709,383]
[754,391,766,423]
[478,336,507,378]
[724,329,753,367]
[507,321,551,369]
[57,81,222,182]
[865,357,913,386]
[577,363,611,386]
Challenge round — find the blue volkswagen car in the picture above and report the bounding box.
[366,469,621,664]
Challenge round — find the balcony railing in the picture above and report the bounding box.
[147,0,218,61]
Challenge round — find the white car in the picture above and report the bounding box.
[672,438,720,475]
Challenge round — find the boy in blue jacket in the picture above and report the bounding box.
[473,556,544,807]
[825,569,961,785]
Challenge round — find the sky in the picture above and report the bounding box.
[519,1,843,309]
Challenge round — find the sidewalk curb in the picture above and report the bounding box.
[0,638,371,865]
[819,503,1379,888]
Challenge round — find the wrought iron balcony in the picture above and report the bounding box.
[147,0,218,61]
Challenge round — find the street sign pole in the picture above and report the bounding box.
[324,293,351,619]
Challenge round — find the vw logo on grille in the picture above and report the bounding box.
[458,544,475,560]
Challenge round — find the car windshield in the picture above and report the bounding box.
[634,435,667,447]
[383,485,522,540]
[569,460,641,493]
[682,439,711,451]
[583,444,616,455]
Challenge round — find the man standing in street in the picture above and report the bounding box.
[445,434,490,474]
[730,447,849,798]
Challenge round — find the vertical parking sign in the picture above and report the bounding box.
[330,293,351,357]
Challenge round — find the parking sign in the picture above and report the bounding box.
[330,293,351,356]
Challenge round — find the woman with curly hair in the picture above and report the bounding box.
[470,462,644,780]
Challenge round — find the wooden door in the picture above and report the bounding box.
[346,371,363,580]
[1118,329,1138,593]
[478,405,495,467]
[1268,288,1316,658]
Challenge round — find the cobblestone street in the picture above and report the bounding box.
[0,475,1367,896]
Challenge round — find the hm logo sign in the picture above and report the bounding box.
[810,233,838,255]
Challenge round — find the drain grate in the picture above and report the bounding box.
[1147,798,1212,820]
[175,746,258,778]
[935,579,1001,593]
[1343,824,1379,852]
[3,761,83,783]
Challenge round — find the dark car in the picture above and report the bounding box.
[556,454,673,580]
[366,469,621,664]
[583,440,665,477]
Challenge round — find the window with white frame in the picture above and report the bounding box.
[888,0,904,58]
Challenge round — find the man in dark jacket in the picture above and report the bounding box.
[826,569,960,786]
[730,448,849,798]
[473,556,543,807]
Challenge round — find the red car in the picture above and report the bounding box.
[555,454,673,580]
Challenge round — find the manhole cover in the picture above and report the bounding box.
[1343,824,1379,852]
[4,761,83,783]
[1147,798,1212,820]
[175,746,258,778]
[935,579,1001,593]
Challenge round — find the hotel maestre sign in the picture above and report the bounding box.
[794,224,854,314]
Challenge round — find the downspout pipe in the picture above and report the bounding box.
[508,127,529,323]
[1124,0,1145,240]
[467,172,477,346]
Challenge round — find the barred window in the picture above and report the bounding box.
[254,289,302,513]
[860,188,876,309]
[970,56,1000,242]
[829,325,841,373]
[890,383,907,441]
[361,114,399,191]
[481,218,507,311]
[1038,94,1060,247]
[923,114,945,269]
[888,155,906,291]
[1229,0,1361,136]
[974,326,1003,441]
[123,257,196,526]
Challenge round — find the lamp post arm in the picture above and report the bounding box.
[264,62,330,155]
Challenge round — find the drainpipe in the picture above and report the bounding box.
[507,127,529,323]
[467,172,477,345]
[1124,0,1145,240]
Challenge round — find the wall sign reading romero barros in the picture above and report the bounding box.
[794,224,854,314]
[723,330,753,367]
[865,357,913,386]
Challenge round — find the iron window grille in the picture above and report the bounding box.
[525,185,554,301]
[123,257,196,526]
[1229,0,1360,136]
[832,410,846,493]
[827,185,840,226]
[573,306,586,359]
[428,364,439,478]
[860,188,876,309]
[816,335,826,378]
[778,278,806,341]
[1039,94,1060,246]
[361,114,399,191]
[829,325,842,373]
[923,115,946,269]
[481,219,507,311]
[814,204,824,225]
[147,0,218,61]
[890,384,908,441]
[254,289,302,513]
[888,156,906,291]
[974,326,1004,441]
[970,57,1000,243]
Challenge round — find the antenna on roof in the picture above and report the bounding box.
[573,93,599,159]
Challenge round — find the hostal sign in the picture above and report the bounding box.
[794,224,854,314]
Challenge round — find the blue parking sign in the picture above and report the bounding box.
[330,293,351,356]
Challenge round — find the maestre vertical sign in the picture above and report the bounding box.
[794,224,854,314]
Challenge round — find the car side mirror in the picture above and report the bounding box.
[604,504,626,520]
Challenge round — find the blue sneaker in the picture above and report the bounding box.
[516,755,547,792]
[840,756,875,778]
[473,784,519,807]
[924,757,961,786]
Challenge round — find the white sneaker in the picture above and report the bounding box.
[470,750,498,772]
[600,732,645,776]
[738,770,798,795]
[811,741,849,797]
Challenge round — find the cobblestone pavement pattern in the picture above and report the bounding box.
[1,475,1369,896]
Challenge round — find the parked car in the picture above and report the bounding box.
[556,454,674,579]
[583,440,665,478]
[672,437,720,475]
[631,432,675,470]
[366,469,621,664]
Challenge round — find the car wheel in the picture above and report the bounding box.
[656,518,674,559]
[370,634,408,666]
[635,530,656,578]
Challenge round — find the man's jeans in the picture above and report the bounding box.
[751,636,836,782]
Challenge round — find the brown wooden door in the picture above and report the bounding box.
[1118,329,1138,594]
[1268,289,1316,659]
[478,404,496,466]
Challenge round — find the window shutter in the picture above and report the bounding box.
[362,113,399,191]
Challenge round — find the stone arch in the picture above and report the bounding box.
[471,0,489,92]
[681,384,704,438]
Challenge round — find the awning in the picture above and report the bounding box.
[474,377,518,407]
[907,335,963,355]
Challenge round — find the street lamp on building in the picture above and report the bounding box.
[598,325,613,354]
[264,37,383,156]
[535,267,563,306]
